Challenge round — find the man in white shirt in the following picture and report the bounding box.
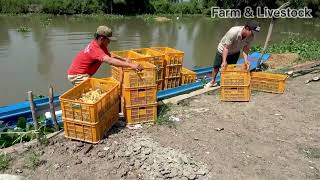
[205,21,260,88]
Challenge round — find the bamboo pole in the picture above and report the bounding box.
[256,2,290,70]
[28,91,40,141]
[49,85,59,131]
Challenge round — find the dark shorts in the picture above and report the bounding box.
[213,51,240,68]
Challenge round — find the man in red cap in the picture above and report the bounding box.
[67,25,143,85]
[205,21,260,88]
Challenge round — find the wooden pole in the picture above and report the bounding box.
[49,86,59,131]
[28,91,40,141]
[256,2,290,70]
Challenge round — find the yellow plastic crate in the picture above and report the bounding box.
[111,66,121,82]
[131,48,165,83]
[156,80,164,91]
[150,47,184,65]
[63,101,119,144]
[181,67,196,85]
[131,48,165,68]
[113,49,164,83]
[220,85,251,102]
[122,85,157,106]
[125,103,157,125]
[157,69,164,83]
[111,61,156,88]
[251,72,288,93]
[165,65,182,78]
[220,64,250,86]
[60,78,120,124]
[111,50,146,61]
[164,77,181,89]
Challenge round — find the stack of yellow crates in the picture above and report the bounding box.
[220,64,251,101]
[60,78,120,144]
[151,47,184,89]
[111,50,157,125]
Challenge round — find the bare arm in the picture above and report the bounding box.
[243,45,250,70]
[102,55,143,71]
[222,46,229,64]
[221,46,229,68]
[113,56,129,62]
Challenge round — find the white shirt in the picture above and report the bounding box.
[217,26,254,55]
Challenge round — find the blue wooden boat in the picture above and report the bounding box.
[0,52,270,129]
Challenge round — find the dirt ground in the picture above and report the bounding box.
[265,53,300,70]
[2,72,320,180]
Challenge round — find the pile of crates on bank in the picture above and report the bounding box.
[220,64,288,102]
[59,47,197,143]
[110,47,196,124]
[59,78,120,143]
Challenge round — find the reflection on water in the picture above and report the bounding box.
[0,16,319,105]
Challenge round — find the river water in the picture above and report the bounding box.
[0,15,319,106]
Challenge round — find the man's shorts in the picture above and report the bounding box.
[213,51,240,68]
[67,74,90,86]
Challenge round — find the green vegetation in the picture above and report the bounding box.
[69,14,128,22]
[251,37,320,60]
[0,153,10,170]
[301,147,320,159]
[25,151,41,169]
[0,116,55,148]
[157,103,176,128]
[17,25,31,32]
[0,0,319,17]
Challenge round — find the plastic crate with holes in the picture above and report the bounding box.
[220,64,250,86]
[250,72,288,93]
[111,61,156,88]
[124,103,157,125]
[151,47,184,78]
[111,50,146,61]
[112,49,163,89]
[165,65,183,78]
[220,86,251,102]
[164,77,181,89]
[63,101,120,144]
[181,67,197,85]
[122,85,157,107]
[111,66,121,82]
[150,47,184,65]
[131,48,165,80]
[60,78,120,124]
[156,80,164,90]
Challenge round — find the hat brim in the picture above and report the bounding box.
[108,36,117,41]
[252,26,261,32]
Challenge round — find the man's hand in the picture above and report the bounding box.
[130,63,144,71]
[245,61,250,70]
[221,61,227,69]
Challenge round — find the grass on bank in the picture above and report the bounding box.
[0,153,10,170]
[251,37,320,61]
[157,103,176,128]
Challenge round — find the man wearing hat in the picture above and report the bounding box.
[205,21,260,88]
[67,25,143,85]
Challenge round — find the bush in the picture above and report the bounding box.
[41,0,102,14]
[150,0,171,14]
[0,0,38,13]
